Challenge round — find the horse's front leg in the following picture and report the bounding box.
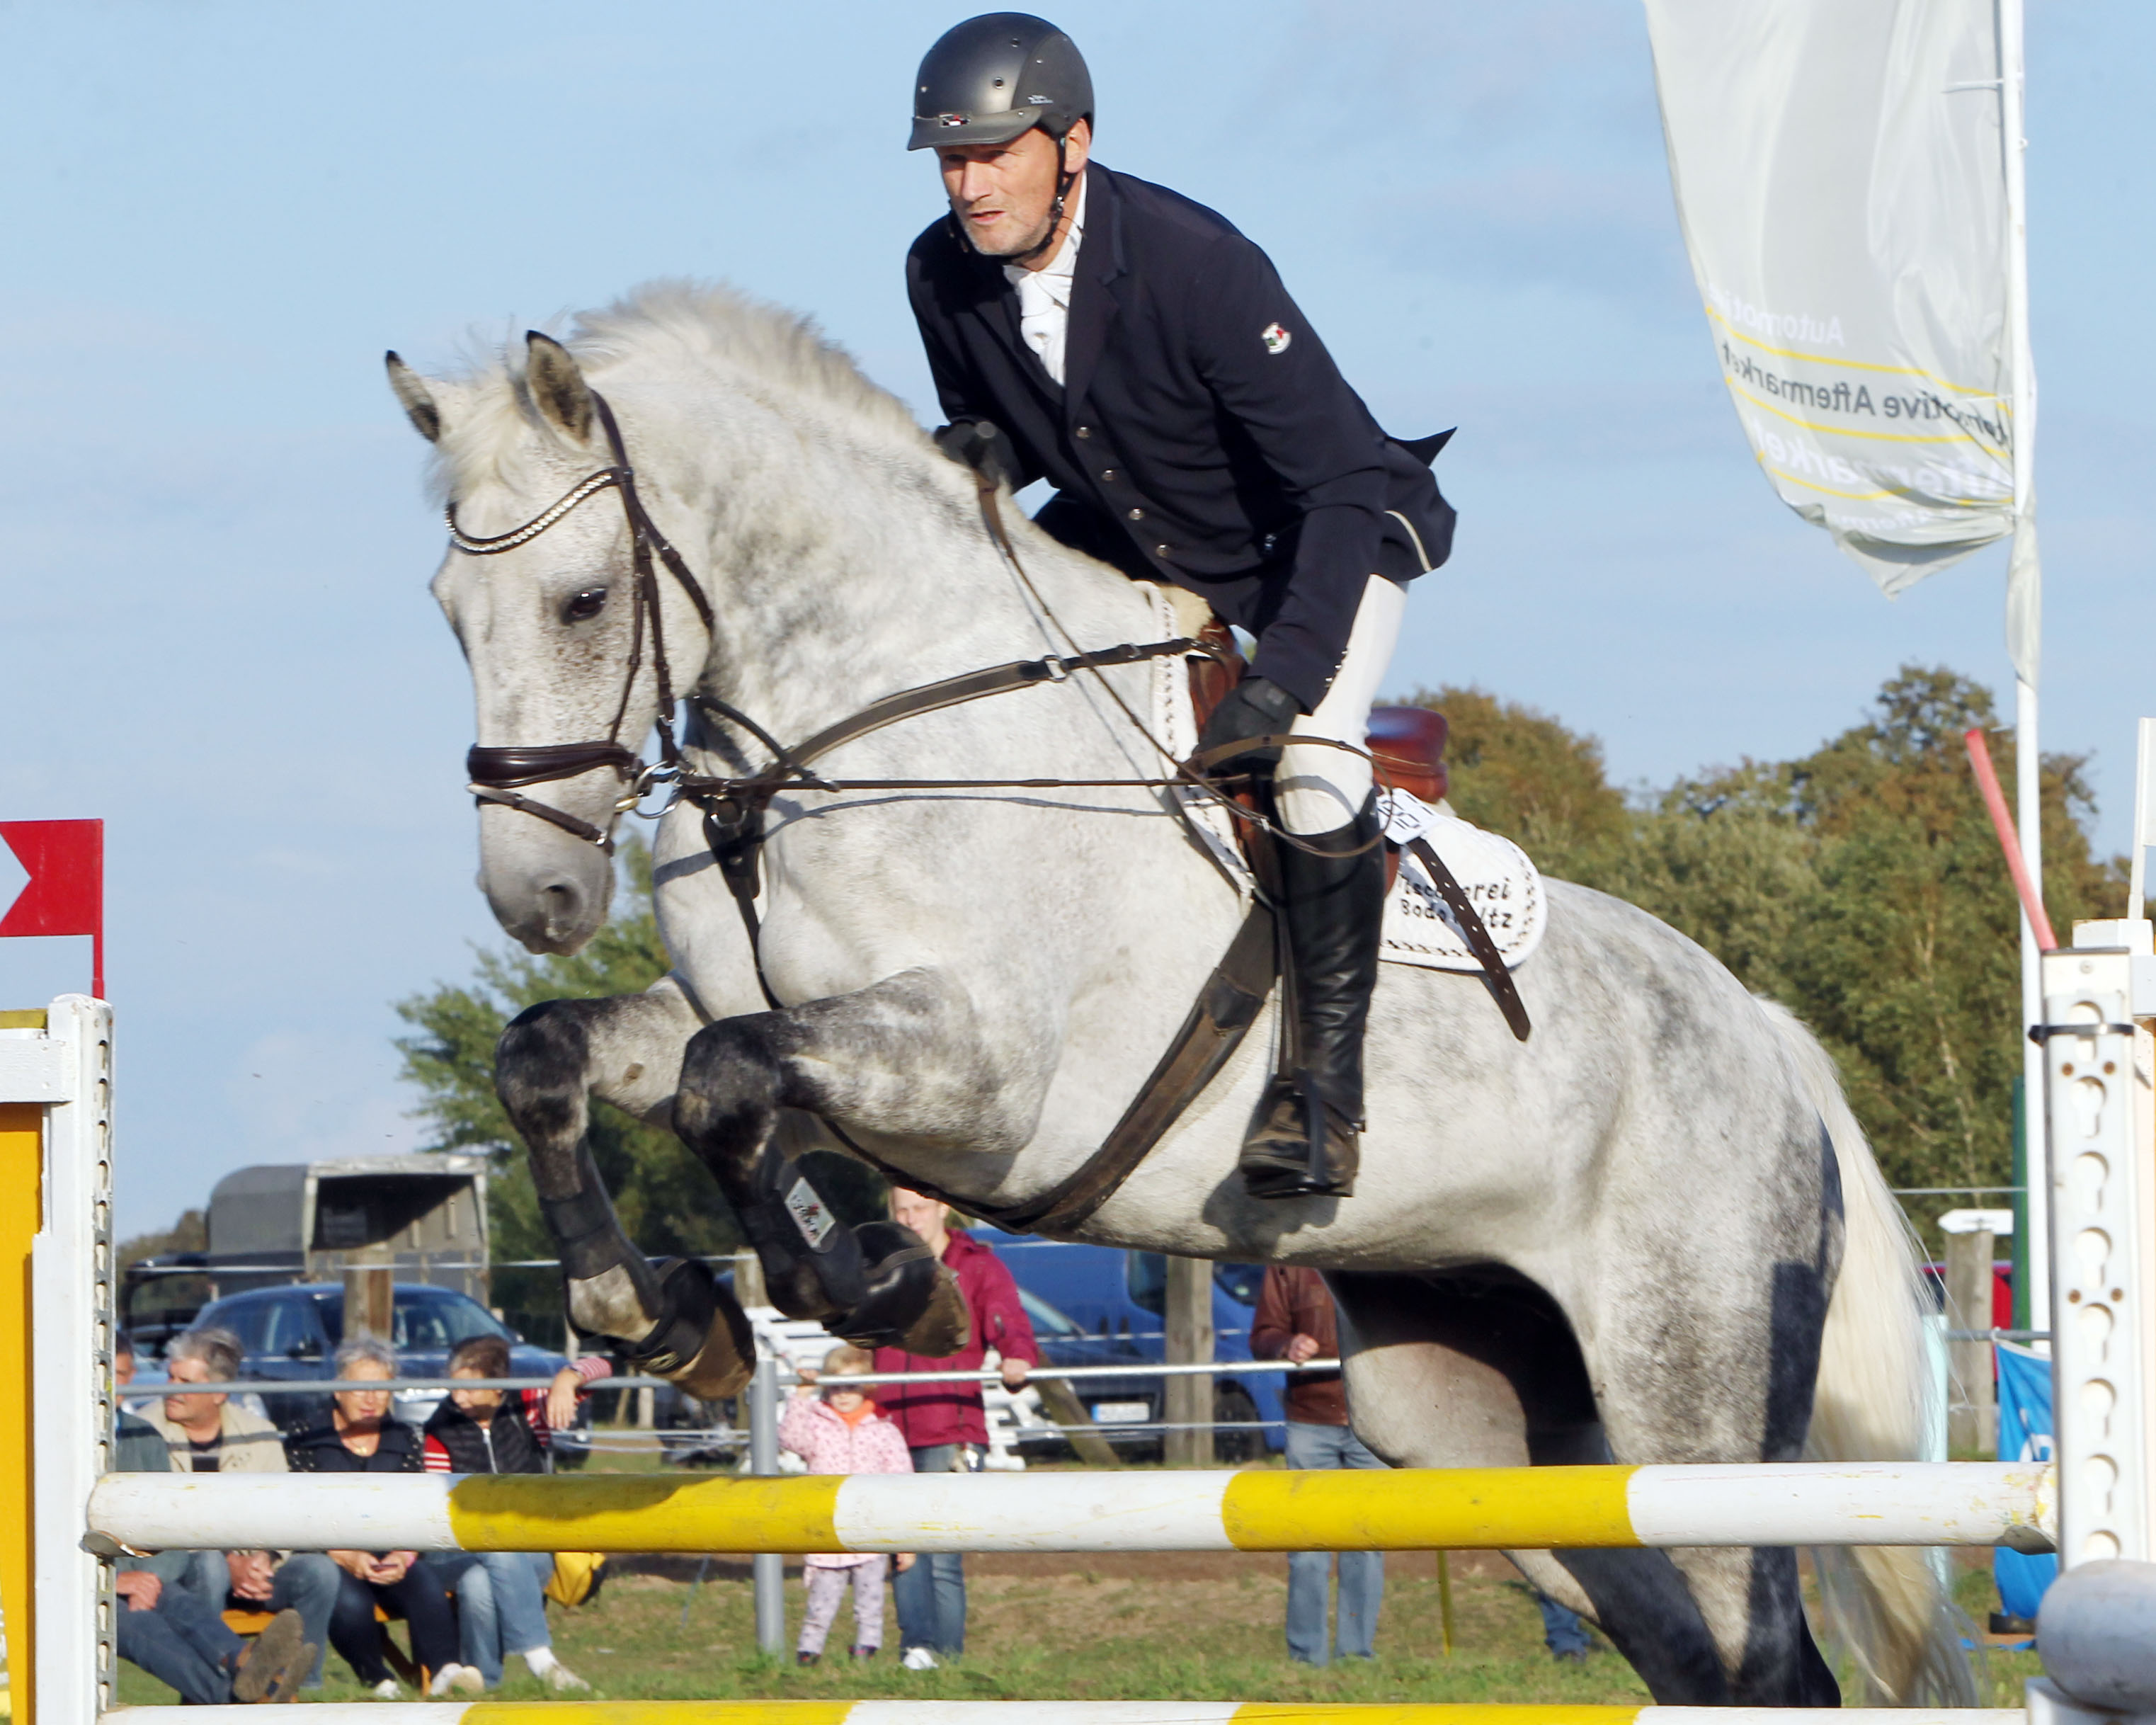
[671,967,991,1354]
[494,976,755,1399]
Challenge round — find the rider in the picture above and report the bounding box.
[906,14,1454,1200]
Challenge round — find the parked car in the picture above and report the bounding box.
[984,1235,1287,1457]
[186,1281,589,1454]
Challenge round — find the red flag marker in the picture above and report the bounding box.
[1962,731,2056,953]
[0,820,105,999]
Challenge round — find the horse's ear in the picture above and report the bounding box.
[385,352,443,443]
[525,331,597,447]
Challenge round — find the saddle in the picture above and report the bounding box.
[1186,617,1450,889]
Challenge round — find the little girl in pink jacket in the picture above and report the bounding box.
[777,1345,915,1664]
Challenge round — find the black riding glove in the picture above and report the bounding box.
[1197,676,1303,768]
[932,418,1018,492]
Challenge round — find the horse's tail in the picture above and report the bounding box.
[1759,998,1976,1705]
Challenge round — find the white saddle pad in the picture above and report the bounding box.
[1377,790,1547,974]
[1136,585,1545,976]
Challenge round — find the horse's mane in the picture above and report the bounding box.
[430,279,924,501]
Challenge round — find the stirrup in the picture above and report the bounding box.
[1238,1069,1359,1200]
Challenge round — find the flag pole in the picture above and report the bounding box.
[1999,0,2048,1340]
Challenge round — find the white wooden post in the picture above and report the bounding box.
[2041,939,2154,1566]
[0,996,114,1725]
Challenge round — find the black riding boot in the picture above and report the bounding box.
[1238,795,1385,1200]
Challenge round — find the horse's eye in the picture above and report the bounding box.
[564,588,607,622]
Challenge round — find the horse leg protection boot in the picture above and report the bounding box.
[1240,796,1384,1200]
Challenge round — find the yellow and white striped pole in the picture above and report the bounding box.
[105,1703,2031,1725]
[86,1459,2056,1556]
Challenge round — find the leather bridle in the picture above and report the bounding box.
[455,393,715,851]
[448,388,1243,871]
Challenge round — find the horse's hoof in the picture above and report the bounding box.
[892,1261,970,1357]
[670,1297,755,1401]
[624,1257,753,1399]
[831,1222,971,1355]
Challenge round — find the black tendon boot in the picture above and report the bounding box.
[1240,796,1385,1199]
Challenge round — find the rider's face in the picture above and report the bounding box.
[937,119,1090,263]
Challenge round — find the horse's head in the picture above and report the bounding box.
[387,332,698,955]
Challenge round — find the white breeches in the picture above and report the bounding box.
[1275,576,1407,834]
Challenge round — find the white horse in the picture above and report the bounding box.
[388,283,1966,1706]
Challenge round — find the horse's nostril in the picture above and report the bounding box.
[540,879,583,938]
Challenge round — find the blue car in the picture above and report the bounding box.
[984,1235,1285,1457]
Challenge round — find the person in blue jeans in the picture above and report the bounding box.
[419,1334,603,1690]
[112,1386,316,1705]
[1253,1265,1384,1663]
[1536,1590,1592,1661]
[873,1189,1038,1669]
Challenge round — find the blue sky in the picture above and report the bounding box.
[1,2,2148,1234]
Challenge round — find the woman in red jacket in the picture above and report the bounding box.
[870,1188,1037,1668]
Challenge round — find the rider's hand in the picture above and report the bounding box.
[933,419,1017,492]
[1284,1333,1322,1365]
[1196,676,1301,767]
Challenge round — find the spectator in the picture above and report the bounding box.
[285,1337,472,1697]
[418,1335,602,1690]
[780,1345,916,1666]
[112,1336,317,1704]
[870,1187,1037,1670]
[1250,1265,1384,1664]
[139,1327,339,1687]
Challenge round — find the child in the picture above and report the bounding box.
[778,1345,916,1666]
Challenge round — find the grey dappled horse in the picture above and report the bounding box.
[389,284,1968,1706]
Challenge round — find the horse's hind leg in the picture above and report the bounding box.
[1330,1270,1745,1704]
[494,977,754,1399]
[1582,1202,1842,1704]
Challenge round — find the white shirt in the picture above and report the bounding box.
[1003,171,1088,387]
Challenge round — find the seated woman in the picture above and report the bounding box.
[284,1337,474,1697]
[418,1335,605,1690]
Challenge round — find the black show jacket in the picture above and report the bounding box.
[906,164,1454,713]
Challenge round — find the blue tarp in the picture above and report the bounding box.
[1994,1340,2054,1619]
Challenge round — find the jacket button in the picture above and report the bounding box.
[1127,507,1144,520]
[1100,469,1117,482]
[1076,426,1092,439]
[1155,543,1172,558]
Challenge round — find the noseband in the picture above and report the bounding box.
[452,392,714,850]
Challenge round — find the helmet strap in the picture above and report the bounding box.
[999,132,1077,271]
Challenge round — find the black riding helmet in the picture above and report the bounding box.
[907,13,1093,152]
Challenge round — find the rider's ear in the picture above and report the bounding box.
[384,352,443,443]
[525,331,598,448]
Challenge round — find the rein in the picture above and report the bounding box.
[449,386,1379,860]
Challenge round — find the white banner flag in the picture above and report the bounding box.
[1643,0,2022,605]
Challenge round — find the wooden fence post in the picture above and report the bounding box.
[1163,1256,1214,1467]
[1944,1226,1997,1456]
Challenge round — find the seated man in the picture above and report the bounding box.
[417,1335,603,1690]
[113,1333,316,1704]
[139,1326,339,1688]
